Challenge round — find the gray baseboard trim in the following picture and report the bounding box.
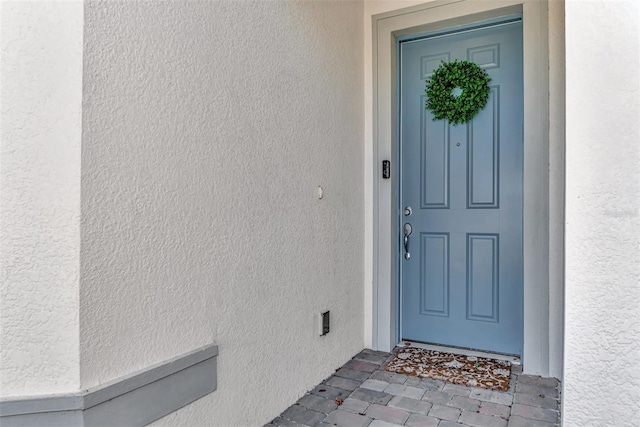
[1,344,218,426]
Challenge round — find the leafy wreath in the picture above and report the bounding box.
[425,60,491,125]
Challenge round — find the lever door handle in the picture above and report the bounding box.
[403,223,412,260]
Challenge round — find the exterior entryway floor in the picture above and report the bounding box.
[267,348,560,427]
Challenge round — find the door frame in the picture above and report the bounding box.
[372,0,551,374]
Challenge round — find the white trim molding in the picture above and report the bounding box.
[372,0,553,376]
[0,345,218,426]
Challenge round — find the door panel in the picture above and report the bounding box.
[419,232,449,316]
[420,103,449,209]
[466,234,499,322]
[400,21,523,355]
[467,87,499,208]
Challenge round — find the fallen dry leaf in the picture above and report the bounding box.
[335,398,344,406]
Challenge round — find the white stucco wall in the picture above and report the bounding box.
[80,1,364,425]
[563,0,640,425]
[0,1,83,396]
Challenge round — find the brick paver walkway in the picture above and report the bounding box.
[267,348,561,427]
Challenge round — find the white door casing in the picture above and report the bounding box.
[371,0,552,376]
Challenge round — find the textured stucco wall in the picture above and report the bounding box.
[564,0,640,425]
[0,1,83,396]
[81,1,364,425]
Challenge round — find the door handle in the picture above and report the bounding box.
[403,223,412,260]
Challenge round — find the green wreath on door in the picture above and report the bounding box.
[425,60,491,126]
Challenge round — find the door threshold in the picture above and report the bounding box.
[397,341,521,365]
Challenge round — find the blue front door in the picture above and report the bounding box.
[400,21,524,356]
